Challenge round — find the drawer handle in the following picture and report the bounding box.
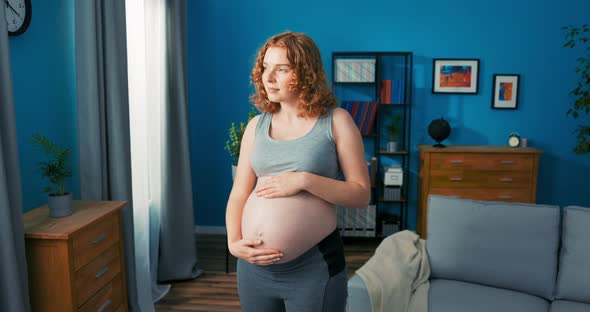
[95,266,110,278]
[98,299,111,312]
[500,160,514,165]
[497,195,513,199]
[93,233,107,244]
[499,178,513,182]
[449,177,463,182]
[449,160,464,164]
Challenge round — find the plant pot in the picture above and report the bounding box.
[387,141,399,152]
[48,192,73,218]
[231,164,237,181]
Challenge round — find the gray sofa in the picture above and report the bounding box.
[347,195,590,312]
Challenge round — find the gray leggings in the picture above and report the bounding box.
[237,245,348,312]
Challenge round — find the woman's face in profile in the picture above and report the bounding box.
[262,46,298,104]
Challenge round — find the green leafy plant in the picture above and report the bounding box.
[563,24,590,154]
[385,113,402,142]
[224,107,258,165]
[31,133,72,196]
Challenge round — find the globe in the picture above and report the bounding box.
[428,118,451,147]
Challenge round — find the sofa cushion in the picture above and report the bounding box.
[555,206,590,303]
[426,195,560,299]
[550,300,590,312]
[429,279,549,312]
[347,275,371,312]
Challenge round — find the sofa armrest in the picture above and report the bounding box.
[347,274,372,312]
[556,206,590,304]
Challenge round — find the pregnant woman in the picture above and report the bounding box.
[225,31,370,312]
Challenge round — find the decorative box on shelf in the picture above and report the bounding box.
[334,59,376,82]
[383,165,403,186]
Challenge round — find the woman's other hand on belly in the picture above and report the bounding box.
[228,239,283,266]
[255,172,306,198]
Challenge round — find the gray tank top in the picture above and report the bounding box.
[250,110,340,179]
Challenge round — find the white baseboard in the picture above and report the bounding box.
[194,226,226,235]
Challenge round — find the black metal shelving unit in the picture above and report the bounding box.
[332,51,413,237]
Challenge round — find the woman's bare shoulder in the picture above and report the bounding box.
[331,107,349,119]
[248,114,262,127]
[331,107,355,128]
[241,114,262,142]
[331,107,358,141]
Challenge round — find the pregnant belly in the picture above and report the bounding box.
[241,191,336,263]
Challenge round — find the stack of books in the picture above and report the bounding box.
[336,205,376,237]
[382,216,400,237]
[383,186,401,201]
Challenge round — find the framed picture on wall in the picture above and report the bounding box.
[492,74,520,109]
[432,59,480,94]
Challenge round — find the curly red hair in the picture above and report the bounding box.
[250,32,337,118]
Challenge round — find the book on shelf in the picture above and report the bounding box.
[370,157,377,187]
[392,79,405,104]
[380,79,405,104]
[363,103,378,135]
[340,101,378,136]
[380,80,391,104]
[382,215,400,237]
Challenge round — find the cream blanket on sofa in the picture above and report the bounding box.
[356,230,430,312]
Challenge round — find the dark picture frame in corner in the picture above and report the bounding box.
[432,59,480,94]
[492,74,520,109]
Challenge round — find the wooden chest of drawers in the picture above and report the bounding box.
[23,201,128,312]
[417,145,542,238]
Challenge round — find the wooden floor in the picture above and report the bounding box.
[155,234,379,312]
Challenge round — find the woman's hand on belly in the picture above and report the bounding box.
[255,173,304,198]
[228,238,283,266]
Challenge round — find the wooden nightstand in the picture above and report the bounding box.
[23,201,129,312]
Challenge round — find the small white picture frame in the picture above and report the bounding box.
[492,74,520,109]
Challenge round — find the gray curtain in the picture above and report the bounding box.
[76,1,201,311]
[158,0,202,282]
[0,3,32,312]
[74,1,144,311]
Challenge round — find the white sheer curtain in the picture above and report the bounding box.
[126,0,170,307]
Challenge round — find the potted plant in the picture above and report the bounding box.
[385,113,402,152]
[224,107,257,179]
[563,24,590,154]
[31,133,73,217]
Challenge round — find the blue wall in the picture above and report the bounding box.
[188,0,590,229]
[8,0,78,212]
[6,0,589,225]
